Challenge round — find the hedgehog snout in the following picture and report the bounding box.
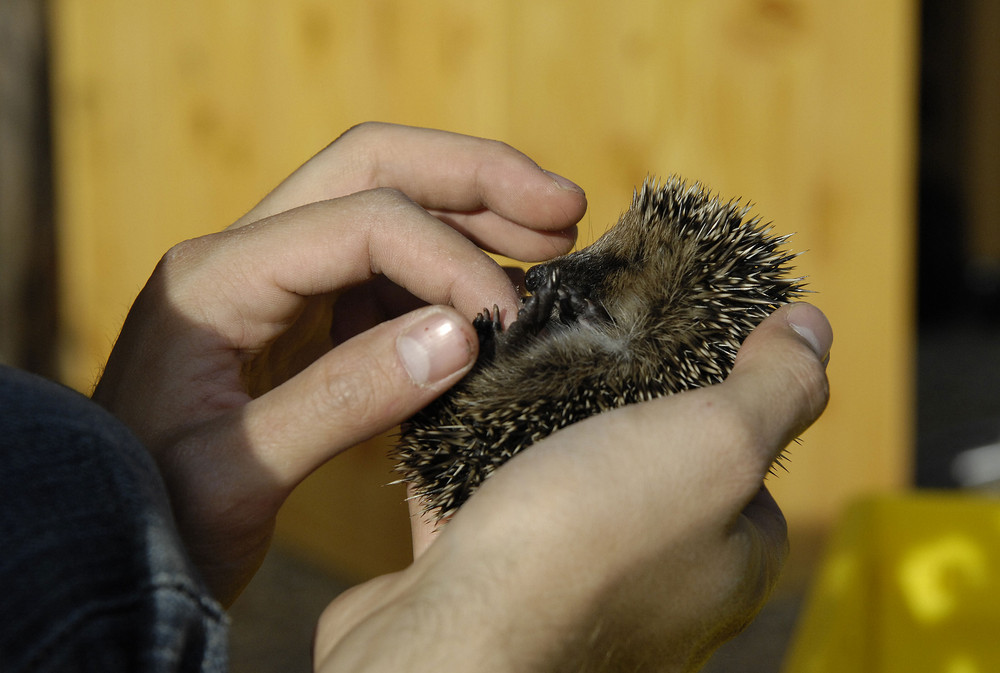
[524,262,549,292]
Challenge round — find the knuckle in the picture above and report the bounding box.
[326,121,378,155]
[151,231,259,337]
[353,189,425,244]
[156,232,239,297]
[158,236,210,274]
[363,186,415,209]
[316,355,395,434]
[330,122,391,182]
[154,236,218,299]
[323,367,376,420]
[479,137,530,169]
[786,350,831,428]
[338,120,386,143]
[479,135,517,156]
[339,186,418,222]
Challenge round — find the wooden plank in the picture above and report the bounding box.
[49,0,915,578]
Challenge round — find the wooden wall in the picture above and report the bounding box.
[48,0,916,580]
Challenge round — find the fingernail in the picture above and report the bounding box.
[543,169,585,194]
[785,303,833,365]
[397,310,474,386]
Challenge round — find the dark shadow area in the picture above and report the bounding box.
[228,546,350,673]
[0,0,58,379]
[916,0,1000,490]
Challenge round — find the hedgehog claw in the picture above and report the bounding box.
[507,265,613,338]
[509,267,561,341]
[472,305,503,362]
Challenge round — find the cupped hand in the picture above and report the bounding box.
[314,302,832,673]
[91,122,587,605]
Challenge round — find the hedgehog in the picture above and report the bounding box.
[393,176,804,520]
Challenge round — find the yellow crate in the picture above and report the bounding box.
[784,494,1000,673]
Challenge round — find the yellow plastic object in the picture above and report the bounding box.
[784,494,1000,673]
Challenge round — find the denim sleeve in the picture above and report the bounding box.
[0,366,229,673]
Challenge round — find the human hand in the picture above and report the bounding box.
[91,122,587,605]
[314,302,831,672]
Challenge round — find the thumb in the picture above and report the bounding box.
[242,305,478,489]
[721,302,832,466]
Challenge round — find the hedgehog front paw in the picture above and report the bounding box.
[510,267,561,339]
[473,305,503,363]
[555,284,611,327]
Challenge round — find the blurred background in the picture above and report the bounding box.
[1,0,997,671]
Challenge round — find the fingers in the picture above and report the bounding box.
[718,302,832,468]
[170,189,525,346]
[241,305,478,489]
[233,122,586,261]
[330,266,528,347]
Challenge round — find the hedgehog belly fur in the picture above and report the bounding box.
[393,176,804,520]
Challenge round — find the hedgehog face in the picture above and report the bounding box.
[394,176,803,520]
[506,208,662,349]
[523,244,629,310]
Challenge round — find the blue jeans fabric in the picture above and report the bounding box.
[0,365,229,672]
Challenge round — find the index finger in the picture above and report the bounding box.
[169,189,526,348]
[232,123,587,261]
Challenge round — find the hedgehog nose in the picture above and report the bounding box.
[524,263,547,292]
